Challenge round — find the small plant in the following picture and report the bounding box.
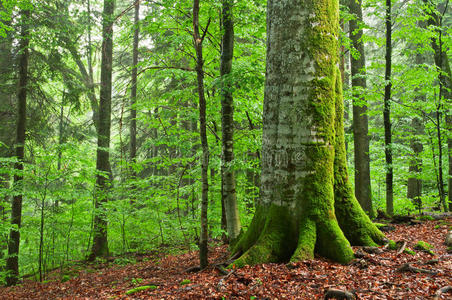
[113,257,136,266]
[125,285,157,295]
[61,275,71,283]
[180,279,191,285]
[131,277,143,285]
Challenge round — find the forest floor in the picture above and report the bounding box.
[1,218,451,299]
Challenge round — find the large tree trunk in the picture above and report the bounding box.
[232,0,385,267]
[348,0,373,217]
[220,0,241,242]
[6,7,30,286]
[383,0,393,216]
[193,0,210,270]
[90,0,114,260]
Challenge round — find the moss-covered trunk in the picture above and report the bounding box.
[232,0,384,267]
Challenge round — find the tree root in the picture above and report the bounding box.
[433,286,452,300]
[396,263,438,275]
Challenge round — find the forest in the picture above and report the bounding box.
[0,0,451,298]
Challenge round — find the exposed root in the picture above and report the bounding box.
[396,263,438,275]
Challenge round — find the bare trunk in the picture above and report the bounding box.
[383,0,393,216]
[130,1,139,177]
[349,0,373,217]
[220,0,241,242]
[90,0,115,260]
[193,0,210,270]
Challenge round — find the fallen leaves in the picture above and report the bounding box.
[0,219,451,299]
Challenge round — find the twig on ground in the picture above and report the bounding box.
[396,241,407,255]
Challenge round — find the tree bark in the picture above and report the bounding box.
[90,0,115,260]
[348,0,373,217]
[6,7,30,286]
[130,1,139,177]
[193,0,210,270]
[220,0,241,242]
[231,0,385,267]
[383,0,393,216]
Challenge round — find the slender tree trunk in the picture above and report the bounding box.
[6,7,30,286]
[407,25,426,211]
[349,0,373,217]
[422,0,451,211]
[193,0,210,270]
[220,0,241,242]
[383,0,393,216]
[130,1,139,177]
[0,2,14,267]
[90,0,115,260]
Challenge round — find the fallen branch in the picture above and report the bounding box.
[396,263,438,275]
[433,286,452,300]
[396,241,407,255]
[324,288,356,300]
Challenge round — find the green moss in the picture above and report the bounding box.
[388,240,398,250]
[125,285,157,295]
[414,241,435,255]
[291,217,316,261]
[232,204,297,267]
[414,240,433,250]
[373,222,387,229]
[333,67,385,247]
[180,279,191,285]
[403,248,416,255]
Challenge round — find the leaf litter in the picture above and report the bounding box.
[0,219,450,299]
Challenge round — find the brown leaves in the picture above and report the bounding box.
[0,219,451,299]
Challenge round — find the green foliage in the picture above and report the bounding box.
[417,215,435,221]
[180,279,191,285]
[388,240,398,250]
